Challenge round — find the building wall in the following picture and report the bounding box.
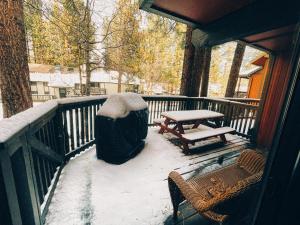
[29,81,140,102]
[247,58,269,99]
[90,83,139,95]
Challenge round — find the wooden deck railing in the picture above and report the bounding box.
[0,95,259,225]
[222,97,260,106]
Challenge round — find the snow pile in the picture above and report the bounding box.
[97,93,147,119]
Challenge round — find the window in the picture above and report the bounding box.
[75,84,80,90]
[30,81,38,93]
[43,82,50,95]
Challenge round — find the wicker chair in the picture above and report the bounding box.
[168,150,265,224]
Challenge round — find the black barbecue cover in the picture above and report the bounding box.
[95,93,148,164]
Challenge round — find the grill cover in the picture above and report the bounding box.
[95,93,148,164]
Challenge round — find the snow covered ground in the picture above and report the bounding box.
[45,128,214,225]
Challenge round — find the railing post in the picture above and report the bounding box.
[13,135,42,225]
[186,98,195,110]
[202,98,209,109]
[224,101,233,126]
[0,149,23,225]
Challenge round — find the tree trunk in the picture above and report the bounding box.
[77,44,83,96]
[0,0,33,118]
[189,47,206,97]
[200,47,212,97]
[180,26,195,96]
[225,41,246,97]
[117,71,122,93]
[85,46,91,96]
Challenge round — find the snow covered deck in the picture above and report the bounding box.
[45,128,250,225]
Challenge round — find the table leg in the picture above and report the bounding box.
[182,142,190,153]
[177,122,185,134]
[159,118,170,134]
[214,118,222,128]
[214,118,227,143]
[191,120,202,129]
[172,124,178,131]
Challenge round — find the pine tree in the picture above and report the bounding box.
[0,0,33,117]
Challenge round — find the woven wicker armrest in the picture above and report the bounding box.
[168,171,210,211]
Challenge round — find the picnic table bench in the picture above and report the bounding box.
[155,110,235,152]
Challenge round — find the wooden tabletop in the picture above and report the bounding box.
[161,110,224,122]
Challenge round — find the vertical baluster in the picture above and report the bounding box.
[240,107,247,134]
[44,123,52,149]
[45,160,52,186]
[93,104,97,139]
[49,120,58,153]
[69,109,75,151]
[158,100,162,118]
[40,157,49,193]
[250,108,256,131]
[42,125,49,147]
[162,100,167,115]
[236,107,242,133]
[80,107,85,145]
[85,106,89,143]
[48,122,55,150]
[62,111,70,154]
[154,100,157,122]
[32,154,44,204]
[48,162,54,180]
[231,105,238,129]
[236,106,242,132]
[148,101,151,122]
[75,108,80,148]
[242,107,249,135]
[149,101,153,123]
[35,130,48,194]
[90,105,93,140]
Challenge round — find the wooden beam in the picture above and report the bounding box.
[139,0,201,28]
[192,1,300,47]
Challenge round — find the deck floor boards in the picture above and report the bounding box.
[45,128,252,225]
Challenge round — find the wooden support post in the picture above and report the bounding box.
[0,150,22,225]
[200,47,212,97]
[10,136,42,225]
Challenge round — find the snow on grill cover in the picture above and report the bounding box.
[95,93,148,164]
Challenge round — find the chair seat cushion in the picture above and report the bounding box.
[187,164,251,201]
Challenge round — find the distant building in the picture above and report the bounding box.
[238,55,269,99]
[28,64,142,101]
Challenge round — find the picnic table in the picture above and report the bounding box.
[154,110,235,152]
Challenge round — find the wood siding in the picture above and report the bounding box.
[257,50,293,148]
[247,57,269,99]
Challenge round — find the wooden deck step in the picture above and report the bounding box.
[182,127,235,141]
